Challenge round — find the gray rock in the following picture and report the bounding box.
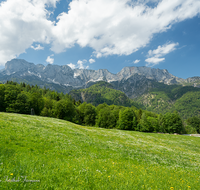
[1,59,199,97]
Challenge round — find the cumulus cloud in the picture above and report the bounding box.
[0,0,60,66]
[145,42,179,66]
[134,59,140,64]
[51,0,200,58]
[46,54,54,64]
[145,57,165,66]
[1,0,200,66]
[31,44,44,50]
[148,43,179,58]
[89,58,95,64]
[77,59,88,69]
[67,63,76,69]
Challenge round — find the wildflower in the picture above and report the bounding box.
[170,187,174,190]
[10,173,13,176]
[188,186,191,188]
[108,176,110,178]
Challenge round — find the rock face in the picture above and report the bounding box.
[0,59,199,98]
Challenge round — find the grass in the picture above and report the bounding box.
[0,112,200,189]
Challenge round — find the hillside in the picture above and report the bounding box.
[0,113,200,189]
[69,81,142,108]
[136,84,200,119]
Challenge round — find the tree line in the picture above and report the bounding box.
[0,81,199,134]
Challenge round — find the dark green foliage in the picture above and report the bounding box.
[78,102,96,126]
[117,108,137,130]
[161,112,183,134]
[139,112,157,132]
[29,92,44,115]
[184,125,198,134]
[12,93,31,114]
[187,117,200,133]
[96,107,116,129]
[0,84,5,111]
[40,98,55,117]
[136,109,143,123]
[55,99,75,122]
[4,84,21,111]
[96,103,108,114]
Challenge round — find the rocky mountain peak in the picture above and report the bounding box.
[5,59,34,74]
[1,59,200,97]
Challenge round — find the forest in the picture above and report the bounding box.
[0,81,199,134]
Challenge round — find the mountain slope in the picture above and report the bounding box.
[137,85,200,119]
[1,59,200,99]
[69,81,142,108]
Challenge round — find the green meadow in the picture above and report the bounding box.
[0,112,200,190]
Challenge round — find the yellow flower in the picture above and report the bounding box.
[10,173,13,175]
[170,187,174,190]
[108,176,110,178]
[188,186,191,188]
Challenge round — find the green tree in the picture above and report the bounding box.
[29,92,44,115]
[96,107,116,129]
[117,108,137,130]
[187,117,200,134]
[13,92,31,114]
[140,112,150,132]
[55,99,75,121]
[78,102,96,126]
[0,84,5,111]
[40,97,55,117]
[4,84,21,112]
[162,112,183,134]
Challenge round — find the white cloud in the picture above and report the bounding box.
[46,54,54,64]
[31,44,44,50]
[95,52,102,58]
[0,0,60,66]
[134,59,140,64]
[0,0,200,66]
[145,57,165,66]
[67,63,76,69]
[148,43,179,58]
[77,59,88,69]
[51,0,200,58]
[145,42,179,66]
[89,58,95,64]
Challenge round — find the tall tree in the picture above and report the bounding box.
[117,108,137,130]
[55,99,75,122]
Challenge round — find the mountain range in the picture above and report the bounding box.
[1,59,200,119]
[1,59,200,99]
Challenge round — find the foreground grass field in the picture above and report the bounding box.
[0,113,200,189]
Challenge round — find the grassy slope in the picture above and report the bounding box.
[0,113,200,189]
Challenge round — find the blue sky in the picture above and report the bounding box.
[0,0,200,79]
